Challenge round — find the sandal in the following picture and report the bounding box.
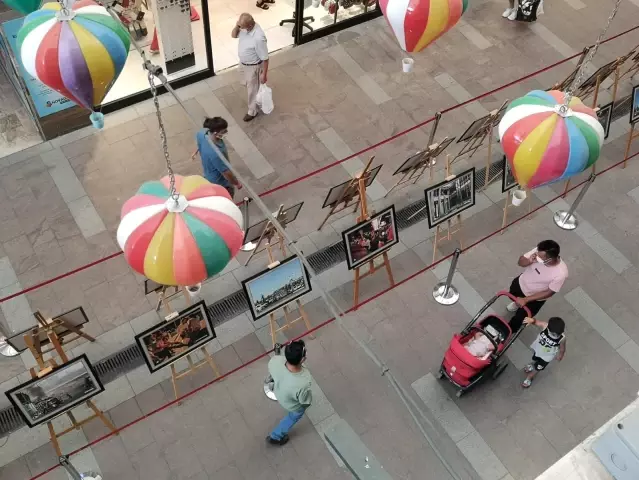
[524,364,534,374]
[256,1,269,8]
[521,378,532,388]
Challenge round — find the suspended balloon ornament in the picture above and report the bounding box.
[498,90,604,189]
[117,175,244,286]
[498,0,621,190]
[16,0,130,128]
[379,0,468,53]
[2,0,41,15]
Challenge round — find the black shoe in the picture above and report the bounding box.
[243,113,257,122]
[266,435,289,446]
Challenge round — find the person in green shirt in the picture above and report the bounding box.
[266,340,313,446]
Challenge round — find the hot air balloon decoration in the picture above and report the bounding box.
[117,175,245,287]
[2,0,41,15]
[16,0,130,128]
[379,0,468,53]
[498,90,604,190]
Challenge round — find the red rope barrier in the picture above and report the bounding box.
[4,24,639,304]
[28,150,639,480]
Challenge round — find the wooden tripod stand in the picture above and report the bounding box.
[243,205,288,266]
[267,298,314,348]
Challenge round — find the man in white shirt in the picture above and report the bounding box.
[232,13,269,122]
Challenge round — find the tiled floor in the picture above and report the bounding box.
[2,0,639,478]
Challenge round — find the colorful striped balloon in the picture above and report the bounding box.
[16,0,130,112]
[379,0,468,53]
[117,175,244,287]
[498,90,605,190]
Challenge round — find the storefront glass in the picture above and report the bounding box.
[296,0,380,43]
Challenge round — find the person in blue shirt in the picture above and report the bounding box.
[192,117,242,197]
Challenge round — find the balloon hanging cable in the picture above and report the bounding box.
[560,0,622,113]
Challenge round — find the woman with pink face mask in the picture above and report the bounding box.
[505,240,568,333]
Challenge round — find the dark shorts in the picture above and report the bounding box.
[531,355,549,371]
[224,185,235,198]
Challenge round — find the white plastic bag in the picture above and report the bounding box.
[256,84,274,114]
[538,0,544,15]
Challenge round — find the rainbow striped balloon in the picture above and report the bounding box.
[117,175,244,287]
[379,0,468,53]
[17,0,130,111]
[498,90,605,190]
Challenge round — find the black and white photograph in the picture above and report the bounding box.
[242,255,312,320]
[393,137,455,176]
[596,102,613,139]
[7,307,90,353]
[501,156,518,193]
[631,85,639,125]
[342,206,399,270]
[243,202,304,245]
[321,165,382,208]
[136,301,216,373]
[6,355,103,428]
[425,168,476,228]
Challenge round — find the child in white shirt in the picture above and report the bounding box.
[522,316,566,388]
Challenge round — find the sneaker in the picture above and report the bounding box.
[266,434,289,446]
[506,302,519,312]
[243,113,257,122]
[507,9,517,20]
[521,378,532,388]
[502,7,513,17]
[524,364,534,373]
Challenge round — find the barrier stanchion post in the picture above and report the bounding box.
[240,197,257,252]
[433,248,461,305]
[553,173,595,230]
[59,456,102,480]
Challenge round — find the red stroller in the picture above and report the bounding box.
[438,291,531,397]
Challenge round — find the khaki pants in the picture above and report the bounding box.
[242,63,263,116]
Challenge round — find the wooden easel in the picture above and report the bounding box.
[384,136,454,197]
[451,101,508,190]
[267,298,314,348]
[432,214,463,264]
[578,58,624,107]
[156,286,193,315]
[623,122,639,169]
[243,205,288,266]
[160,288,222,401]
[619,48,639,82]
[22,317,115,457]
[500,189,532,234]
[551,47,590,92]
[318,156,375,231]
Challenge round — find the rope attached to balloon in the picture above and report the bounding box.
[557,0,622,116]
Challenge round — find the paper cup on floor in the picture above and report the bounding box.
[511,190,527,206]
[402,58,414,73]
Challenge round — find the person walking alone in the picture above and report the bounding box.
[266,340,313,446]
[232,13,269,122]
[506,240,568,333]
[192,116,242,197]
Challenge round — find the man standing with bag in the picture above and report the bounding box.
[232,13,269,122]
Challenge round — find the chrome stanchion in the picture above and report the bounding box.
[0,336,19,357]
[433,248,461,306]
[240,197,257,252]
[553,173,595,231]
[263,343,282,401]
[59,456,102,480]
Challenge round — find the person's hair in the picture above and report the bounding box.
[285,340,306,366]
[537,240,560,259]
[547,317,565,336]
[203,116,228,133]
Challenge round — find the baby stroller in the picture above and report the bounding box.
[438,291,531,397]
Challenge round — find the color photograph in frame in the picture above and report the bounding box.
[6,354,104,428]
[501,156,518,193]
[242,256,312,320]
[135,301,216,373]
[631,85,639,124]
[341,205,399,270]
[425,168,476,229]
[321,165,382,209]
[596,102,613,139]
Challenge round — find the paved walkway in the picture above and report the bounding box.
[1,0,639,478]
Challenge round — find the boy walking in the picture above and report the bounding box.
[266,340,313,446]
[522,316,566,388]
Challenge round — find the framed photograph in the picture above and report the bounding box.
[579,60,617,90]
[457,108,506,144]
[6,355,104,428]
[501,156,518,193]
[242,255,312,320]
[135,301,216,373]
[243,202,304,245]
[341,205,399,270]
[596,102,613,139]
[393,137,456,176]
[425,168,476,228]
[7,307,90,353]
[144,279,164,296]
[321,165,382,209]
[631,85,639,125]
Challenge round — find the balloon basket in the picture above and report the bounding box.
[90,111,105,129]
[511,190,527,206]
[402,58,414,73]
[186,283,202,296]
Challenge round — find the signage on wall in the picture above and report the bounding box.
[1,18,75,118]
